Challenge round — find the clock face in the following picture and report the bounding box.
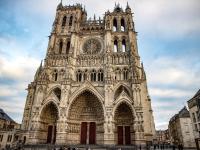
[83,38,102,54]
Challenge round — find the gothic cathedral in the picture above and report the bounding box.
[22,2,155,146]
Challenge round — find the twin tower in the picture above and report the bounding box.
[22,2,156,146]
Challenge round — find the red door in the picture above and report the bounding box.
[89,122,96,144]
[117,126,123,145]
[47,125,53,143]
[125,126,131,145]
[80,122,87,144]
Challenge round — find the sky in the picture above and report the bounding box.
[0,0,200,130]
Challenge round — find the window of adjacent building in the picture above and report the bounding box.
[7,135,12,142]
[185,125,189,133]
[195,124,198,131]
[0,135,3,142]
[192,113,196,123]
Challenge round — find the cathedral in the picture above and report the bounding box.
[21,2,156,146]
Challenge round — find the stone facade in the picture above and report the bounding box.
[168,107,196,148]
[21,2,156,146]
[155,129,170,145]
[0,108,21,149]
[187,89,200,149]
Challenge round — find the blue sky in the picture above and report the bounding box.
[0,0,200,130]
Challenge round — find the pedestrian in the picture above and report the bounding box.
[172,145,175,150]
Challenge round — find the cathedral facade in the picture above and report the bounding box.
[21,2,155,146]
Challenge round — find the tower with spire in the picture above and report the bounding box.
[21,1,155,146]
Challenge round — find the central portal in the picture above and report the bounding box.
[68,91,104,144]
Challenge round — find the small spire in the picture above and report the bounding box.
[94,14,96,20]
[40,60,43,68]
[127,1,130,8]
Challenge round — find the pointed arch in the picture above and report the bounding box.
[39,101,59,144]
[113,18,118,31]
[122,39,126,52]
[114,40,118,52]
[113,100,135,121]
[114,85,131,100]
[62,16,67,27]
[69,16,73,26]
[121,18,125,31]
[66,41,70,54]
[68,84,105,112]
[59,41,63,54]
[114,83,132,97]
[40,101,59,118]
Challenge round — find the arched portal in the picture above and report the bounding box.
[114,102,134,145]
[39,102,58,144]
[68,90,104,145]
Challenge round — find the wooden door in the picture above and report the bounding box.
[117,126,123,145]
[47,125,53,143]
[89,122,96,144]
[125,126,131,145]
[53,125,56,144]
[80,122,87,144]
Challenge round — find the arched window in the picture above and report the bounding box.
[101,71,104,81]
[76,70,82,82]
[114,40,118,52]
[123,68,128,80]
[83,70,87,81]
[91,70,96,82]
[115,68,120,80]
[98,70,104,82]
[53,70,58,81]
[66,41,70,54]
[69,16,73,26]
[59,41,63,54]
[122,39,126,52]
[113,18,117,31]
[62,16,67,27]
[121,18,125,31]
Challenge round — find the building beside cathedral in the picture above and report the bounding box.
[21,2,155,146]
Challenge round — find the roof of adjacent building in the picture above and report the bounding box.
[193,89,200,99]
[169,106,190,123]
[178,106,190,118]
[0,108,15,122]
[187,89,200,108]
